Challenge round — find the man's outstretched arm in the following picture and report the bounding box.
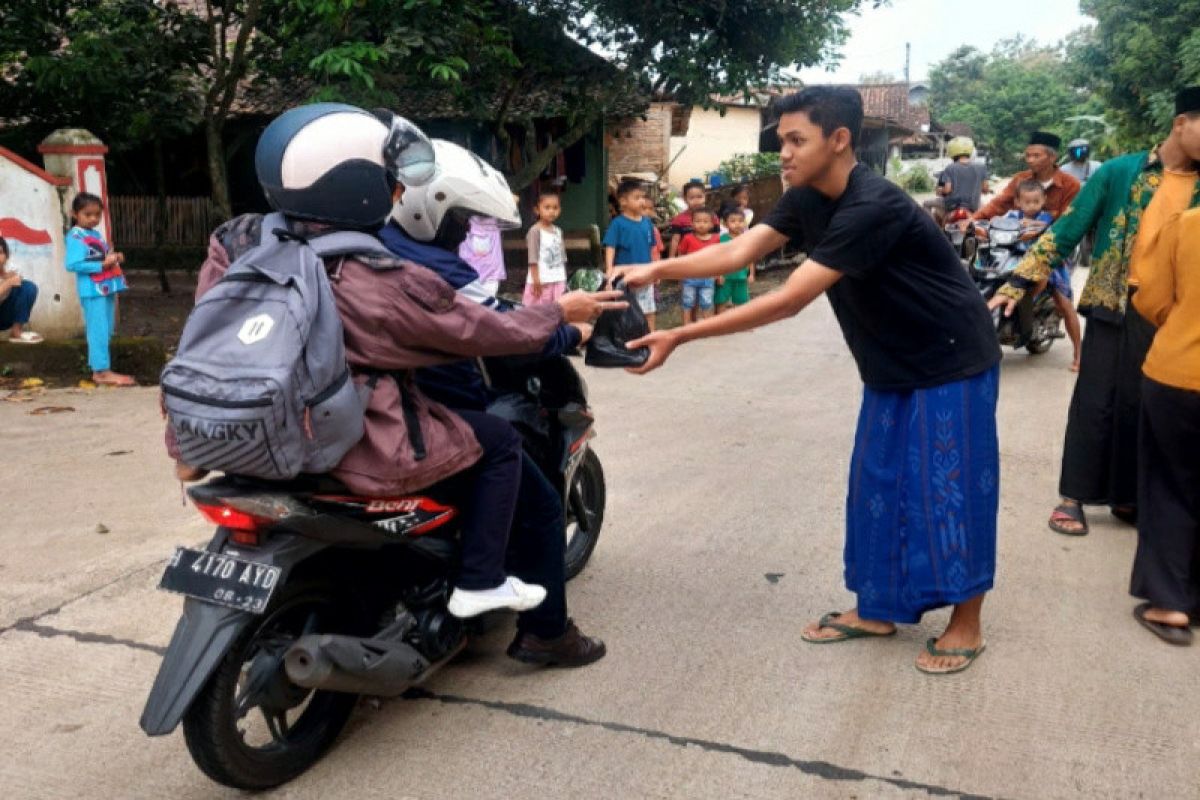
[616,224,790,286]
[625,258,843,374]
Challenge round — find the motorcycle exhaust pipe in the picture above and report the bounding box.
[285,633,431,696]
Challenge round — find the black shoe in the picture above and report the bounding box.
[506,619,606,667]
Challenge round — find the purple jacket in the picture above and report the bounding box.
[181,215,562,495]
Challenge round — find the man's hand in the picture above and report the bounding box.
[624,329,680,375]
[557,289,627,323]
[987,294,1017,317]
[609,263,657,290]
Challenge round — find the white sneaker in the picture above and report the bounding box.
[447,577,547,618]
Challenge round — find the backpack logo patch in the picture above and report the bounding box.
[237,314,275,345]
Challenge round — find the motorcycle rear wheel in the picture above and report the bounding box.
[181,581,362,790]
[564,448,606,581]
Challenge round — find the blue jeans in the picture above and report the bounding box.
[681,281,715,310]
[0,280,38,331]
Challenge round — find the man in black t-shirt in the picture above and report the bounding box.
[614,86,1002,675]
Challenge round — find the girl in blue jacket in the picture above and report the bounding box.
[65,193,134,386]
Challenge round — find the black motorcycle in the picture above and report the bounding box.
[140,355,604,789]
[970,216,1064,355]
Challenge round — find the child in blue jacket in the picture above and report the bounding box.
[66,193,135,386]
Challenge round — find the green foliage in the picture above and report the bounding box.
[714,152,782,183]
[929,39,1092,173]
[0,0,207,149]
[1071,0,1200,146]
[893,163,934,194]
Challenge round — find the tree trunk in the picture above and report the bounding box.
[153,137,170,294]
[205,116,231,220]
[507,116,595,191]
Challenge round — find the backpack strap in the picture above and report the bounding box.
[359,368,427,462]
[308,230,398,261]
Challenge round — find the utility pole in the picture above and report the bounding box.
[904,42,911,85]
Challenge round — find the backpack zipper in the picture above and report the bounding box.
[162,383,273,408]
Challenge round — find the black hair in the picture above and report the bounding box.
[731,184,751,198]
[690,207,715,221]
[1016,179,1046,197]
[615,179,647,200]
[71,192,103,216]
[718,200,744,221]
[0,236,8,258]
[682,180,706,198]
[773,86,864,148]
[535,188,561,203]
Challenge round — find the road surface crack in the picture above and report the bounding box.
[402,687,1001,799]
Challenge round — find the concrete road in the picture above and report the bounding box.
[1,295,1197,800]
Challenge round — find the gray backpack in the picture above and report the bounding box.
[162,212,392,480]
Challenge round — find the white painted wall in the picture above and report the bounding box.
[669,105,763,190]
[0,160,81,338]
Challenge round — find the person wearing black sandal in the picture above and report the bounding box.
[1128,171,1200,645]
[993,88,1200,538]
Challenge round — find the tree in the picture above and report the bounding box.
[269,0,866,189]
[0,0,208,290]
[929,39,1093,173]
[1070,0,1200,146]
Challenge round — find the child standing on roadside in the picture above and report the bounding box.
[642,195,665,262]
[714,205,755,313]
[65,193,134,386]
[603,180,658,330]
[669,181,709,259]
[677,208,720,324]
[524,190,569,306]
[0,236,43,344]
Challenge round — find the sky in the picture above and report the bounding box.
[795,0,1094,85]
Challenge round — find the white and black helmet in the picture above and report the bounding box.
[255,103,435,229]
[390,139,520,243]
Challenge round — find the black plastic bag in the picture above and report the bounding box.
[585,278,650,368]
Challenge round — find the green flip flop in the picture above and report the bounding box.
[801,611,897,644]
[916,638,987,674]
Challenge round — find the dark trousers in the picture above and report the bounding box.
[428,410,568,638]
[1131,377,1200,614]
[1059,307,1155,506]
[433,409,523,591]
[0,280,38,330]
[506,452,568,639]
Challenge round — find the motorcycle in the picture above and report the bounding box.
[943,207,977,265]
[970,216,1064,355]
[140,354,604,790]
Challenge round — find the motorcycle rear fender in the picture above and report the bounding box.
[139,531,328,736]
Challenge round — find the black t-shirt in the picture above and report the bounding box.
[762,164,1000,391]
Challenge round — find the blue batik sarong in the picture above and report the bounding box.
[844,365,1000,623]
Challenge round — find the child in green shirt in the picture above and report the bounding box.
[714,204,755,312]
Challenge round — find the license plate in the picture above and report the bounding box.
[159,547,281,614]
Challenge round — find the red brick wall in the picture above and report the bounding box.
[608,103,673,181]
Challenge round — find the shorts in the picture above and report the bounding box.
[714,278,749,306]
[633,284,656,314]
[681,282,715,311]
[1048,265,1073,300]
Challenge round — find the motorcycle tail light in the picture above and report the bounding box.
[194,502,274,539]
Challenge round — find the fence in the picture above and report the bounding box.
[109,196,222,247]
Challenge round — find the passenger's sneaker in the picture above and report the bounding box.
[447,577,547,618]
